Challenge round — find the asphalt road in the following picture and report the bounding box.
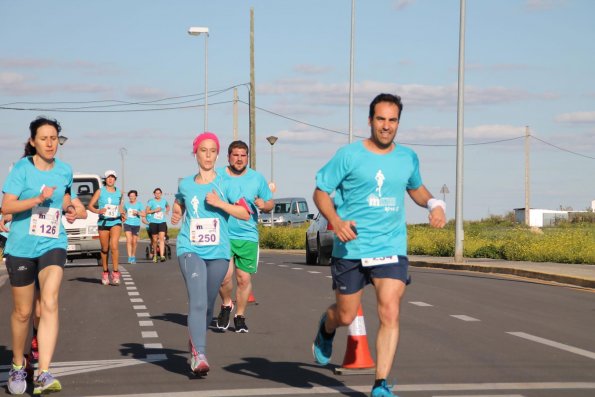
[1,243,594,396]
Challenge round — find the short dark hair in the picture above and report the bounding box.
[128,190,138,197]
[228,140,249,156]
[153,188,162,194]
[368,93,403,121]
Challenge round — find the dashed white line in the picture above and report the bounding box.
[291,267,303,270]
[450,315,480,322]
[410,301,433,307]
[508,332,595,360]
[128,291,140,296]
[308,271,321,274]
[133,305,147,310]
[130,298,143,303]
[139,321,154,327]
[137,312,150,317]
[141,331,158,338]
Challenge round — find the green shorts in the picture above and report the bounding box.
[230,239,259,274]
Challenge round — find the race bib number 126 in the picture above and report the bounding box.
[29,207,61,239]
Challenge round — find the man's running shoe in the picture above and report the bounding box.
[160,256,166,262]
[234,315,249,333]
[152,255,158,263]
[33,371,61,395]
[31,335,39,360]
[101,271,110,286]
[7,360,28,394]
[371,380,398,397]
[111,271,121,286]
[188,341,209,376]
[216,302,234,330]
[312,313,334,365]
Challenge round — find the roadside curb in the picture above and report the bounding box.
[409,260,595,289]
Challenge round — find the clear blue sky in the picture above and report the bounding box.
[1,0,594,223]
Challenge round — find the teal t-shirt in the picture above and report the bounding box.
[124,201,144,226]
[2,157,73,258]
[97,187,122,227]
[315,141,422,259]
[175,173,234,259]
[218,167,272,243]
[146,198,168,224]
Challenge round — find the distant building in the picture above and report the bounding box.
[515,205,593,227]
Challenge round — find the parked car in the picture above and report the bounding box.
[259,197,310,227]
[305,213,334,265]
[62,173,102,265]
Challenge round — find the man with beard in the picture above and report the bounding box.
[311,93,446,397]
[216,140,273,333]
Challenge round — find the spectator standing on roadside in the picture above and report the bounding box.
[88,170,125,286]
[146,188,169,263]
[123,189,145,264]
[311,93,446,397]
[2,117,86,395]
[215,140,273,333]
[171,132,250,376]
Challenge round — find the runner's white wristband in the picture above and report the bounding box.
[427,198,446,212]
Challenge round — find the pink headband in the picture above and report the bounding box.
[192,132,220,154]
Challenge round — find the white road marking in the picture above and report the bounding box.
[127,286,138,290]
[291,267,303,270]
[128,291,140,296]
[137,312,150,317]
[141,331,158,338]
[308,271,321,274]
[433,395,524,397]
[410,301,433,307]
[278,264,288,267]
[508,331,595,360]
[144,343,163,349]
[139,320,154,327]
[450,314,480,322]
[130,298,143,303]
[133,305,147,310]
[326,275,332,278]
[79,382,595,397]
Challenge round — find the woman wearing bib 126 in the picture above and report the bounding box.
[2,117,86,395]
[146,188,169,263]
[171,132,250,376]
[88,170,125,286]
[123,189,145,264]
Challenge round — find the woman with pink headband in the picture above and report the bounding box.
[171,132,250,376]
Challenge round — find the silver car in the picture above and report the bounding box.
[305,213,334,265]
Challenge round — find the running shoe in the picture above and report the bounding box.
[7,360,27,394]
[111,271,121,286]
[127,256,132,264]
[216,303,234,330]
[31,335,39,360]
[101,271,110,286]
[312,313,334,365]
[188,341,209,376]
[160,256,166,262]
[234,315,249,333]
[131,256,136,264]
[371,380,398,397]
[152,255,158,263]
[33,371,61,395]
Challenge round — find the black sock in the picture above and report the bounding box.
[374,379,386,388]
[319,320,335,339]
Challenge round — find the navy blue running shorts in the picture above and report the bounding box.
[124,224,140,236]
[5,248,67,287]
[331,256,409,295]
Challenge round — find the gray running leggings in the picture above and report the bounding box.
[177,253,229,354]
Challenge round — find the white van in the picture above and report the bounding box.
[62,173,102,264]
[259,197,310,227]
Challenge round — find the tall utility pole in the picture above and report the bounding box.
[233,87,238,140]
[524,126,530,226]
[454,0,466,263]
[249,7,256,169]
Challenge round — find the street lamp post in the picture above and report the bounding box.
[188,26,209,131]
[266,136,278,228]
[58,135,68,160]
[120,147,127,194]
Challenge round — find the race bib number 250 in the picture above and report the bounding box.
[190,217,220,246]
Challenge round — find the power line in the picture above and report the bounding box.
[531,135,595,160]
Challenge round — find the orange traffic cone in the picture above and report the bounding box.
[247,290,258,305]
[334,305,375,375]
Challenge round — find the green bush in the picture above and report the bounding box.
[258,224,308,249]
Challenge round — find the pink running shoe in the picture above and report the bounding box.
[31,335,39,360]
[101,271,110,286]
[189,340,209,375]
[111,271,121,286]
